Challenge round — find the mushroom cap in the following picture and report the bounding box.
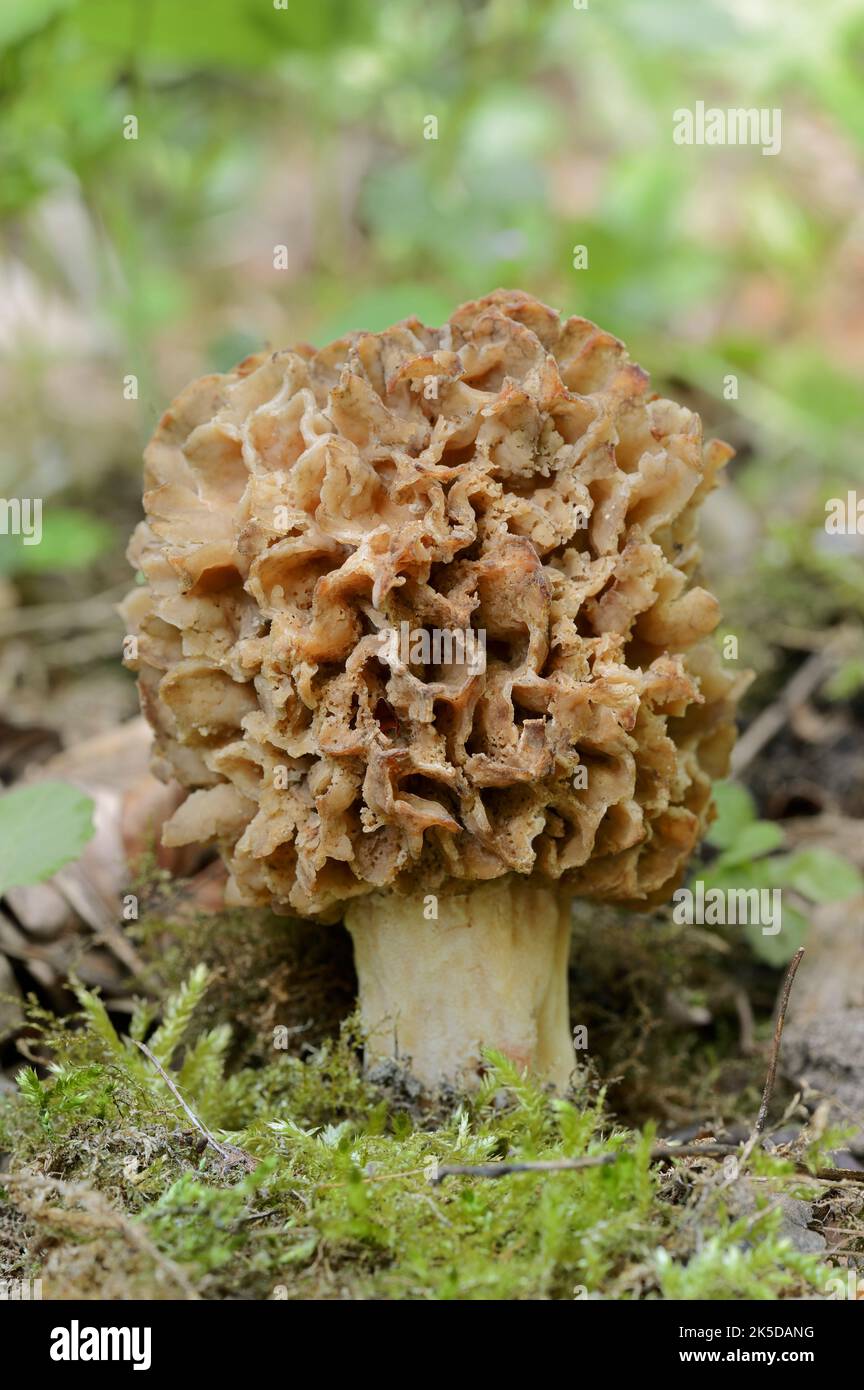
[124,290,745,919]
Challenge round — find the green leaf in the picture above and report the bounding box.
[706,781,756,849]
[129,998,157,1043]
[75,0,372,68]
[700,861,774,896]
[0,508,114,576]
[780,849,864,904]
[0,781,95,896]
[714,820,785,869]
[693,862,809,965]
[0,0,72,50]
[745,903,810,967]
[824,657,864,702]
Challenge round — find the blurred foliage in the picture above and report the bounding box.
[701,781,864,965]
[0,1,861,682]
[0,506,112,574]
[0,6,861,1301]
[0,779,95,895]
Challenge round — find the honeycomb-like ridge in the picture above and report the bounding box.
[124,290,744,919]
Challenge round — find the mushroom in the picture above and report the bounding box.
[124,290,745,1091]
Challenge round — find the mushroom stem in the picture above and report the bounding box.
[344,878,575,1091]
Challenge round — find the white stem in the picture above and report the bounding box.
[344,878,575,1090]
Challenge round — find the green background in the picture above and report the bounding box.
[0,0,862,723]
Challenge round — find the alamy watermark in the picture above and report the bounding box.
[50,1321,151,1370]
[825,491,863,535]
[378,622,487,674]
[825,1269,864,1300]
[0,497,42,545]
[672,881,781,935]
[673,102,781,157]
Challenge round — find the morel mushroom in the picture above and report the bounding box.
[123,290,744,1090]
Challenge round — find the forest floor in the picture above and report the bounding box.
[0,700,862,1300]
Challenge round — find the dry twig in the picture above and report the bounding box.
[435,947,811,1187]
[133,1039,257,1172]
[756,945,806,1137]
[431,1142,738,1185]
[740,946,805,1167]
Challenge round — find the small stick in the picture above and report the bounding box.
[811,1168,864,1186]
[430,1152,864,1189]
[431,952,806,1189]
[134,1039,256,1171]
[753,946,805,1141]
[431,1142,738,1185]
[745,1171,864,1189]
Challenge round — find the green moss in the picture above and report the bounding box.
[0,969,853,1301]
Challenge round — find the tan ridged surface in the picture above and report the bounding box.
[124,289,745,924]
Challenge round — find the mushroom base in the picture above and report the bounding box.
[344,878,575,1091]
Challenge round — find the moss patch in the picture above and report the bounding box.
[1,946,860,1301]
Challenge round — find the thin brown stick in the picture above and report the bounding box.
[431,1142,738,1185]
[430,1144,861,1188]
[753,946,805,1140]
[811,1168,864,1186]
[319,1142,862,1194]
[747,1171,864,1189]
[134,1039,256,1172]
